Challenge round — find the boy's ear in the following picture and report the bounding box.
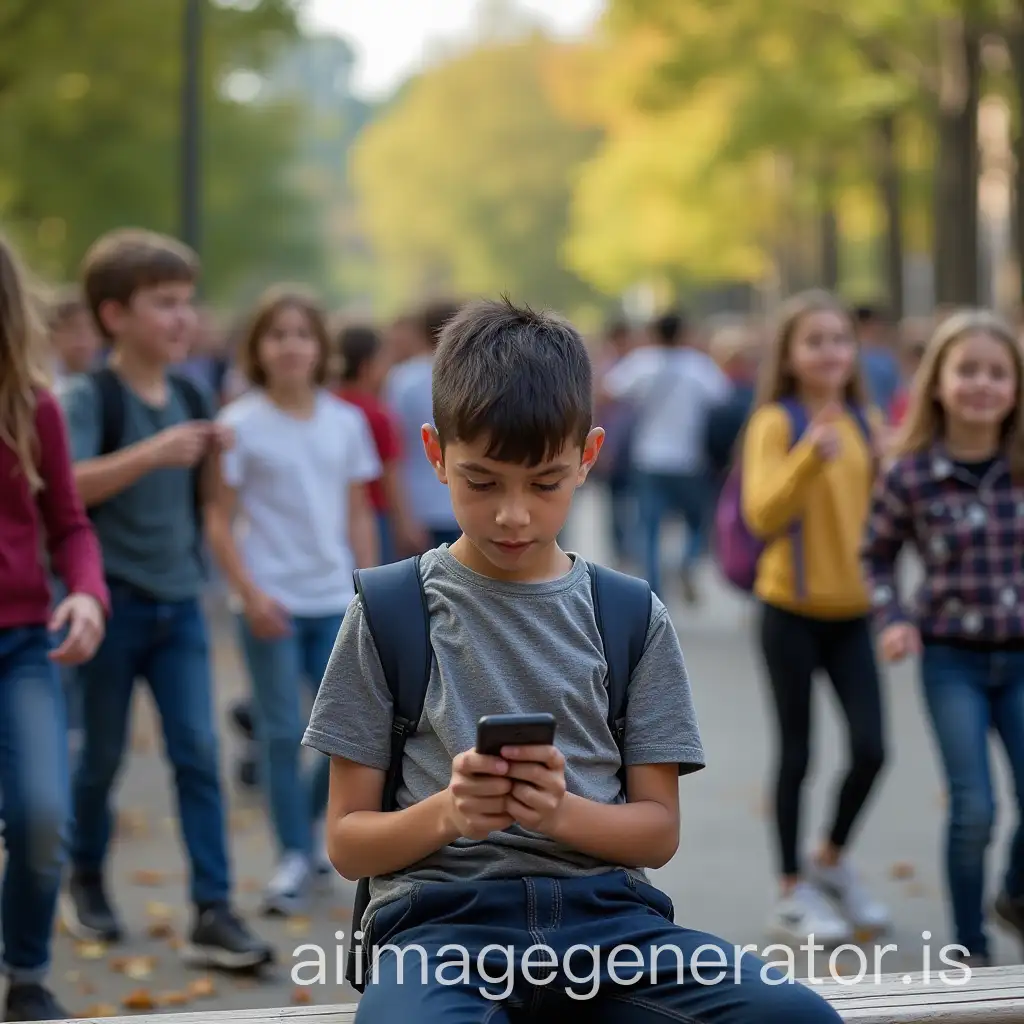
[576,427,605,485]
[421,424,448,484]
[96,298,127,339]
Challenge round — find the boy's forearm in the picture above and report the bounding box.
[74,441,159,506]
[546,793,679,869]
[203,508,259,604]
[330,790,459,881]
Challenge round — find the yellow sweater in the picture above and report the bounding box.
[740,402,876,619]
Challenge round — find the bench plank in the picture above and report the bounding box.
[48,966,1024,1024]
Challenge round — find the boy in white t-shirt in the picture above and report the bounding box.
[206,286,380,915]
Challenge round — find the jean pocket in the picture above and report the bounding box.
[624,873,675,922]
[367,888,420,952]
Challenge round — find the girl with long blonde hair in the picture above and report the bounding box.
[863,308,1024,967]
[740,289,889,947]
[0,235,108,1019]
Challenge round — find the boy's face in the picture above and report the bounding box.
[52,310,100,374]
[100,280,197,364]
[423,427,604,580]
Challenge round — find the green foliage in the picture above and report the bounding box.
[349,34,607,318]
[0,0,322,303]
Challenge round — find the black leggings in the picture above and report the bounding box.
[758,602,887,878]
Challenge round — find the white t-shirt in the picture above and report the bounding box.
[603,345,732,474]
[218,389,382,616]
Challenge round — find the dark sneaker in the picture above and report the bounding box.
[59,870,122,942]
[5,983,70,1022]
[181,903,274,971]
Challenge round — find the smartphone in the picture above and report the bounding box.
[476,713,556,758]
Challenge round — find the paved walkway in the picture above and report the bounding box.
[43,486,1024,1016]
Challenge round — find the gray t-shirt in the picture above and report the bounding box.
[302,546,705,930]
[59,372,211,602]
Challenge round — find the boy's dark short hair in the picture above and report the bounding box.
[80,228,199,340]
[432,297,592,466]
[338,323,381,382]
[651,310,687,346]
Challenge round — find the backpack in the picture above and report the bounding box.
[343,554,653,991]
[88,366,209,563]
[712,397,873,597]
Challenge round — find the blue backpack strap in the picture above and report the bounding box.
[588,562,652,796]
[346,555,430,991]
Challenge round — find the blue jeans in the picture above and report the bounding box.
[634,471,712,597]
[355,871,839,1022]
[0,627,70,982]
[920,643,1024,957]
[237,612,340,858]
[70,583,230,906]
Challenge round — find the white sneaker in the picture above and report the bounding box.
[262,851,311,917]
[807,859,890,936]
[768,881,852,947]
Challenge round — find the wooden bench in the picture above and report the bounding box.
[50,965,1024,1023]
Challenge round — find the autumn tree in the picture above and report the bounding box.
[349,31,606,320]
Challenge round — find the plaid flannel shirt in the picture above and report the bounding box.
[862,444,1024,642]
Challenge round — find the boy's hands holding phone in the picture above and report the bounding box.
[445,746,567,840]
[446,715,567,840]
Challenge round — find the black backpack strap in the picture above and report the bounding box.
[89,366,127,457]
[346,555,431,991]
[169,372,209,422]
[588,562,652,795]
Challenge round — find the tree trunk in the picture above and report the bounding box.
[1007,14,1024,307]
[818,157,840,290]
[934,16,981,306]
[877,114,904,319]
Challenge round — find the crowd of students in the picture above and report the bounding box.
[1,215,1023,1022]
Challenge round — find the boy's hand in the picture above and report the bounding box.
[243,589,291,639]
[150,422,213,469]
[48,593,105,666]
[502,745,567,835]
[445,750,514,840]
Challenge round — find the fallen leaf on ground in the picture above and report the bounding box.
[147,920,174,939]
[125,956,158,980]
[188,976,216,998]
[83,1003,118,1017]
[330,906,354,921]
[116,809,150,839]
[122,989,157,1011]
[286,916,312,936]
[74,941,107,960]
[233,977,258,990]
[78,980,96,996]
[890,862,915,880]
[239,877,261,893]
[131,869,165,886]
[168,936,184,951]
[157,991,191,1007]
[291,987,313,1005]
[145,900,173,919]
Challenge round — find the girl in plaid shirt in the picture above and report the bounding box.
[863,309,1024,968]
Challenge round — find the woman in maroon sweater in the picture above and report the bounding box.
[0,237,109,1021]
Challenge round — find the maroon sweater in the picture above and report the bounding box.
[0,388,109,630]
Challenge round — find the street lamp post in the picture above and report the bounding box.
[181,0,202,254]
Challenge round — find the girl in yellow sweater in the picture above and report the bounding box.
[740,290,888,947]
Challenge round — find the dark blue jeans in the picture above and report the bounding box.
[0,626,69,982]
[237,612,340,858]
[354,872,840,1022]
[634,471,713,598]
[70,583,230,906]
[920,643,1024,957]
